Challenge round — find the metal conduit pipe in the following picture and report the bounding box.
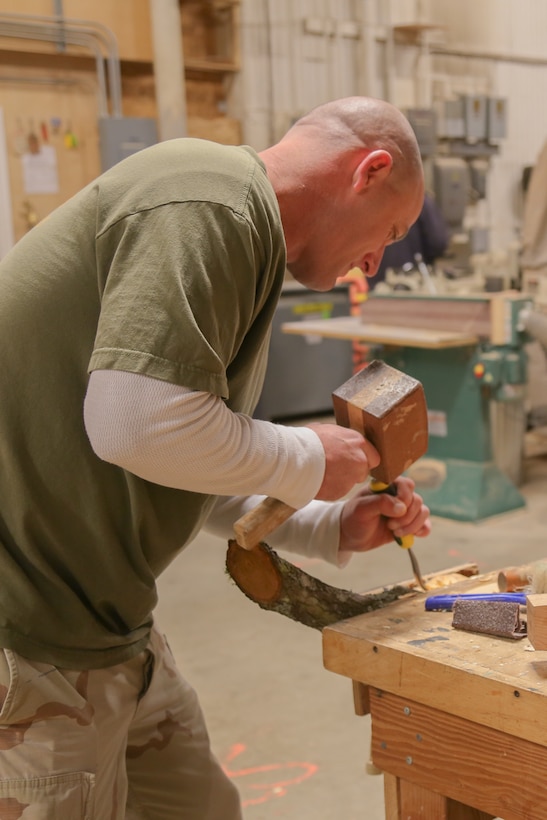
[0,12,122,116]
[429,44,547,69]
[373,32,547,70]
[0,11,122,114]
[0,21,109,117]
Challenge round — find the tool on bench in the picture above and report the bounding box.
[425,592,528,612]
[234,361,429,589]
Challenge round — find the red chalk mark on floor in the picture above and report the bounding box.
[222,742,318,807]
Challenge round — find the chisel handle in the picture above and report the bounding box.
[369,479,414,548]
[233,497,297,550]
[370,479,427,591]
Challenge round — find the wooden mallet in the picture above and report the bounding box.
[234,360,429,586]
[332,360,429,589]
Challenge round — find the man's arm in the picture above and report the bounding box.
[84,369,325,510]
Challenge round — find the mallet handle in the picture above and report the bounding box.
[233,497,297,550]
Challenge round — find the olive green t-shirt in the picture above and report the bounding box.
[0,139,286,668]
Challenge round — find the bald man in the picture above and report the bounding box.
[0,96,429,818]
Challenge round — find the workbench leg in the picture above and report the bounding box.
[383,774,496,820]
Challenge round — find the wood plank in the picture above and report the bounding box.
[352,680,370,716]
[526,593,547,649]
[281,316,478,349]
[323,571,547,747]
[383,772,401,820]
[489,290,525,345]
[445,804,496,820]
[364,562,479,596]
[361,294,492,333]
[396,780,449,819]
[383,773,495,819]
[371,690,543,820]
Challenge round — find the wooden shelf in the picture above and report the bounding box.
[184,57,239,74]
[393,23,446,45]
[180,0,240,77]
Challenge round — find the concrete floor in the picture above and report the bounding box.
[155,425,547,820]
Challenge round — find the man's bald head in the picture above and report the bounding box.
[260,96,425,290]
[287,96,424,194]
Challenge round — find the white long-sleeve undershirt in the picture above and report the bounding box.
[83,369,325,510]
[84,369,348,563]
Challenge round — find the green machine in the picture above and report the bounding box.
[360,291,534,522]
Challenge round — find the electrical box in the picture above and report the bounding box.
[99,117,158,171]
[438,98,465,139]
[487,97,508,141]
[406,108,437,157]
[469,227,489,254]
[433,158,470,228]
[463,95,488,141]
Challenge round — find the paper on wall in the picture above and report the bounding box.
[21,144,59,194]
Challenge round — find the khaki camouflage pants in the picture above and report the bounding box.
[0,626,242,819]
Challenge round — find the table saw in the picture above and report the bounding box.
[282,290,536,522]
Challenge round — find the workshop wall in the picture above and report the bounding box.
[0,0,152,242]
[2,0,547,265]
[237,0,547,265]
[424,0,547,256]
[0,0,240,246]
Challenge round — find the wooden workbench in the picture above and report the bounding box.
[322,570,547,820]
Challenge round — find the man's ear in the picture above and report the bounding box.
[352,150,393,193]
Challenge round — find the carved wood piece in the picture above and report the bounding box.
[226,539,414,630]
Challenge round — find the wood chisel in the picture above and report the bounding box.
[370,478,428,591]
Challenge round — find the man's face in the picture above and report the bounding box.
[287,178,424,292]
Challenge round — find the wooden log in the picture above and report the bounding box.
[226,539,414,630]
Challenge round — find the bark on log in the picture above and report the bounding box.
[226,539,415,630]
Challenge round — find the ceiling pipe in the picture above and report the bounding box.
[0,20,108,116]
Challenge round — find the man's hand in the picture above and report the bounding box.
[306,422,380,501]
[338,476,431,554]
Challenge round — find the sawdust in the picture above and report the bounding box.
[423,572,472,590]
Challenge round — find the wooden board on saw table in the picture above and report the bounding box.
[281,316,479,349]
